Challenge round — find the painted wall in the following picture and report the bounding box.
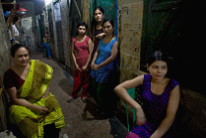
[60,0,71,67]
[118,0,144,82]
[0,1,13,131]
[50,3,59,59]
[82,0,91,37]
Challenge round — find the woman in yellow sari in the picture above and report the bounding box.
[3,44,65,138]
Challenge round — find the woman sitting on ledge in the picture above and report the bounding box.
[3,44,65,138]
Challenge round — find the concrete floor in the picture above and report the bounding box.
[31,49,128,138]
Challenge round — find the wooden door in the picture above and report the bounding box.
[140,0,205,92]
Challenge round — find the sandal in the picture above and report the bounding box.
[66,96,76,102]
[81,97,87,103]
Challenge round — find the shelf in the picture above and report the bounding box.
[2,2,25,29]
[2,2,16,11]
[2,2,16,5]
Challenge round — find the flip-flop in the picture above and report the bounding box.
[81,97,87,103]
[66,97,75,102]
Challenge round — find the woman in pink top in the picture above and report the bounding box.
[67,22,93,103]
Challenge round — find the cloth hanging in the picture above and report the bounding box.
[12,25,19,36]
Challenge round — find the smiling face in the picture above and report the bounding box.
[13,47,30,67]
[103,21,114,36]
[77,25,86,36]
[94,9,104,22]
[147,60,168,81]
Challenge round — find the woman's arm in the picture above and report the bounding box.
[95,33,105,39]
[93,41,118,70]
[82,39,94,71]
[6,87,48,114]
[43,37,47,43]
[114,75,147,125]
[43,86,50,97]
[91,47,99,69]
[71,41,81,71]
[150,85,180,138]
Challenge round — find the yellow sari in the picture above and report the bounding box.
[9,60,65,138]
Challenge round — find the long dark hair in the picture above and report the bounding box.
[147,50,174,77]
[91,6,105,27]
[11,44,30,57]
[147,50,170,66]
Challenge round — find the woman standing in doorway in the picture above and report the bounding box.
[90,19,118,117]
[67,22,93,103]
[91,6,105,60]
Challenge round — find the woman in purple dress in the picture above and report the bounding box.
[114,51,180,138]
[91,6,105,60]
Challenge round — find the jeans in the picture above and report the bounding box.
[42,42,51,57]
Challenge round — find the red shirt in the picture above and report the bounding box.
[3,69,25,90]
[72,36,90,68]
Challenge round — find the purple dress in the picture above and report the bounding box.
[127,74,179,138]
[91,28,104,60]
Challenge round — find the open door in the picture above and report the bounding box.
[140,0,205,92]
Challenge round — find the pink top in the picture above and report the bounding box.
[72,36,90,68]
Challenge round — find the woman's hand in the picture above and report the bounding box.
[32,105,49,115]
[136,107,147,126]
[95,33,105,39]
[75,64,82,71]
[93,64,100,70]
[91,62,95,69]
[82,65,88,71]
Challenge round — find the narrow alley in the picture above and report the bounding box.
[0,0,206,138]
